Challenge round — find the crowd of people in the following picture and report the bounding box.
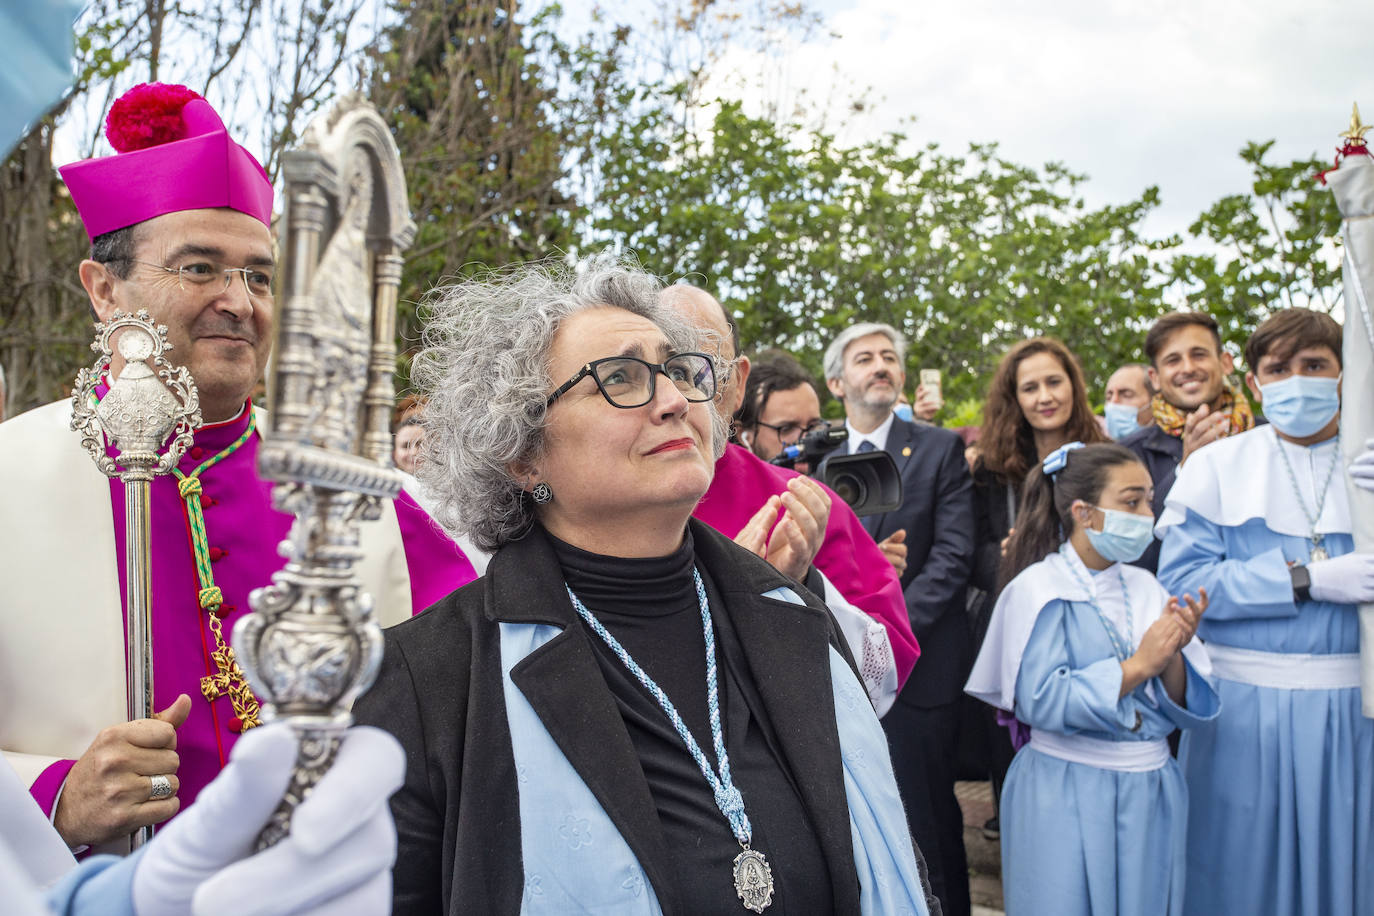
[3,81,1374,916]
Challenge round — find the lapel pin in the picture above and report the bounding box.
[902,446,912,457]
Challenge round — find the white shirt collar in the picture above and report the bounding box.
[845,412,895,453]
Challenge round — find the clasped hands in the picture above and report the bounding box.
[1179,404,1232,466]
[735,476,831,582]
[1120,588,1208,697]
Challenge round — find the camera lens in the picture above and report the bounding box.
[829,472,866,507]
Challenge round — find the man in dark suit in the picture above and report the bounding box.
[824,321,975,916]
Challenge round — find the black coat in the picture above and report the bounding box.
[968,462,1019,646]
[353,519,927,914]
[836,418,976,708]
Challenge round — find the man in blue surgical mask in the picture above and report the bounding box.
[1155,307,1374,916]
[1103,363,1154,441]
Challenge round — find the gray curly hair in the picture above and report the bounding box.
[411,258,728,552]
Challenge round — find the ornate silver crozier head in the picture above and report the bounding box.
[233,94,415,848]
[70,310,201,478]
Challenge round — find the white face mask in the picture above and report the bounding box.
[1104,402,1145,440]
[1259,374,1341,438]
[1082,505,1156,563]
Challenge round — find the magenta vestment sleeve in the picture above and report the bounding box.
[29,758,76,818]
[694,445,919,685]
[394,487,478,613]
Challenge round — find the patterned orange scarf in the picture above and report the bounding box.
[1151,376,1255,438]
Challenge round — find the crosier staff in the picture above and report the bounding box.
[234,95,414,848]
[1326,103,1374,717]
[70,309,201,846]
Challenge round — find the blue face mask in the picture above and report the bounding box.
[1104,402,1144,440]
[1083,505,1155,564]
[893,403,914,423]
[1259,375,1341,438]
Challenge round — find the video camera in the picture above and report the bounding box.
[769,424,902,517]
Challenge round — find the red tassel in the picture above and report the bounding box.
[1316,141,1371,185]
[105,83,203,153]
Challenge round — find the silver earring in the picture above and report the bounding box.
[531,482,554,504]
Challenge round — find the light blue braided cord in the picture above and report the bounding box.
[1059,543,1136,662]
[1273,433,1342,549]
[566,568,752,845]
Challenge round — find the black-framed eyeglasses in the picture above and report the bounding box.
[754,418,830,445]
[125,258,274,299]
[545,352,717,409]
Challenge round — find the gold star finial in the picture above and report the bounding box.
[1341,102,1370,145]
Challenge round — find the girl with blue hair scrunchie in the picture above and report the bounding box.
[965,442,1218,916]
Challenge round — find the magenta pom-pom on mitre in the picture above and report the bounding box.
[58,82,273,239]
[104,82,203,152]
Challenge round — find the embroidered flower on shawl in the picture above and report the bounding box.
[559,814,593,850]
[622,869,646,898]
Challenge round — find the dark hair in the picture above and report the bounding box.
[738,349,819,429]
[999,443,1143,591]
[978,337,1108,484]
[89,225,138,279]
[1244,308,1342,372]
[1144,312,1222,366]
[395,415,422,432]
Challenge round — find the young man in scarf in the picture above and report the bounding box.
[1120,311,1256,571]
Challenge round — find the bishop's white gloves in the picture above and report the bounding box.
[1309,552,1374,606]
[132,723,403,916]
[1350,438,1374,492]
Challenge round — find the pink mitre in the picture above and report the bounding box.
[58,82,273,239]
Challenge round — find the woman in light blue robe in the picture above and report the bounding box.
[966,442,1219,916]
[1001,580,1218,916]
[1157,424,1373,916]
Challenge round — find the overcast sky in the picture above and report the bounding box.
[577,0,1374,244]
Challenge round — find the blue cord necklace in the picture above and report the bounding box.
[1060,542,1136,662]
[566,568,775,913]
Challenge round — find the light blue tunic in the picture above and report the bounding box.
[1002,592,1219,916]
[1158,510,1373,916]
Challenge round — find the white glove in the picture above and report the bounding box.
[132,723,403,916]
[1350,438,1374,493]
[1308,552,1374,605]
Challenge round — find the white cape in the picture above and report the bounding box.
[1157,424,1349,540]
[966,546,1210,713]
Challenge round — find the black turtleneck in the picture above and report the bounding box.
[549,529,834,914]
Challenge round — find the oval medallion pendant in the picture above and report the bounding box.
[1311,544,1329,562]
[733,846,774,913]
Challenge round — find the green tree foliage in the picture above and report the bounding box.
[587,96,1177,407]
[369,0,636,385]
[1164,140,1342,360]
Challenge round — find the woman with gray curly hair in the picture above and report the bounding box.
[353,259,930,915]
